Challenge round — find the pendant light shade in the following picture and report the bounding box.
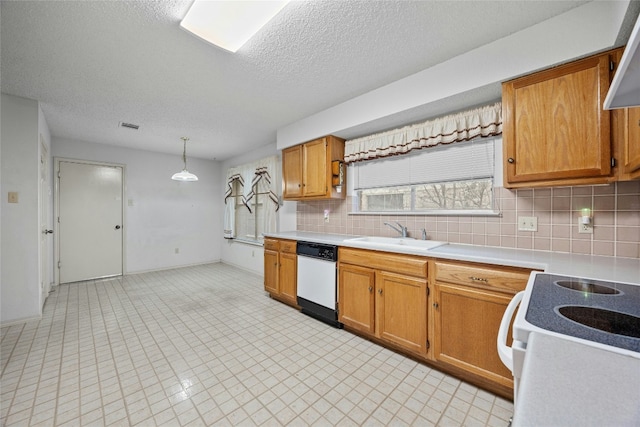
[172,137,198,181]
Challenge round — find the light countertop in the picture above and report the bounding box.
[264,231,640,285]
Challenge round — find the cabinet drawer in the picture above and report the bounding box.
[434,261,531,294]
[339,247,427,278]
[264,239,279,251]
[280,240,297,254]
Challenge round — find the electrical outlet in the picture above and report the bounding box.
[518,216,538,232]
[578,223,593,234]
[324,209,330,223]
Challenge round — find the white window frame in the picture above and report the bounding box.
[349,137,502,216]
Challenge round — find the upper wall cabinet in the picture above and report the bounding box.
[282,135,346,200]
[623,108,640,179]
[502,48,622,188]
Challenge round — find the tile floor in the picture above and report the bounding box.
[1,263,513,426]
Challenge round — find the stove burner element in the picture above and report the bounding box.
[555,280,621,295]
[557,305,640,339]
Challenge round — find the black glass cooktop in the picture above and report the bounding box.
[525,274,640,353]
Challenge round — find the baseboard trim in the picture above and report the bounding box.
[125,259,222,276]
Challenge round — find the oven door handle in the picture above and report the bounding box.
[497,290,525,373]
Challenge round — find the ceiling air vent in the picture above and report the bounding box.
[119,122,140,130]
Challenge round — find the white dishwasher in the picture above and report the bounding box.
[296,241,340,327]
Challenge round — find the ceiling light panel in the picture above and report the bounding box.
[180,0,289,53]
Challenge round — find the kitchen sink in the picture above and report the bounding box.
[556,305,640,339]
[345,236,447,251]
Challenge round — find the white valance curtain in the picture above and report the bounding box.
[223,156,279,239]
[344,102,502,163]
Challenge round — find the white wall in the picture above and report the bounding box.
[53,138,221,274]
[1,94,42,323]
[219,142,296,275]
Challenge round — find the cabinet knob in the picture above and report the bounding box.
[507,157,515,164]
[433,302,439,309]
[368,286,373,293]
[377,288,383,295]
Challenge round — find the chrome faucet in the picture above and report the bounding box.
[421,228,427,240]
[384,222,408,237]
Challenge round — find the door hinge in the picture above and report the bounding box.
[57,216,60,223]
[610,60,615,72]
[426,339,430,350]
[611,157,616,167]
[57,170,61,179]
[57,261,61,269]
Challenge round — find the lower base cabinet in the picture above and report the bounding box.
[263,238,297,307]
[431,260,532,391]
[338,248,428,356]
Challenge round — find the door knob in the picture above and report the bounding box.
[43,229,53,234]
[115,225,121,230]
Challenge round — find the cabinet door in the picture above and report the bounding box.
[503,53,612,186]
[376,271,427,354]
[624,107,640,178]
[279,252,297,305]
[338,263,375,335]
[302,138,328,197]
[282,145,303,198]
[264,249,279,294]
[433,282,514,388]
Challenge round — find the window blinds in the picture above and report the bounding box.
[352,137,495,190]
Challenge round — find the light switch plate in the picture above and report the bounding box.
[518,216,538,232]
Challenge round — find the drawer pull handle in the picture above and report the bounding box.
[469,276,488,283]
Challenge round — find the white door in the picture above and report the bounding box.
[39,138,51,306]
[58,161,123,283]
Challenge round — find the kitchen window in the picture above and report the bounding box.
[352,137,497,214]
[223,156,279,242]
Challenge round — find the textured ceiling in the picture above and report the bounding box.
[1,0,597,160]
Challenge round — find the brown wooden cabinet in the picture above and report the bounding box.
[263,238,298,307]
[431,261,532,391]
[338,247,428,355]
[623,107,640,179]
[282,135,345,200]
[503,49,621,188]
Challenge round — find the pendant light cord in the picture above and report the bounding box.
[181,137,189,170]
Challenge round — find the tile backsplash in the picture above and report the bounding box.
[296,181,640,259]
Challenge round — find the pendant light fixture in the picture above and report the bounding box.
[171,137,198,181]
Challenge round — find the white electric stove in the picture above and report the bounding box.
[498,272,640,426]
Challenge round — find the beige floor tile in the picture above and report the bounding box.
[0,263,513,426]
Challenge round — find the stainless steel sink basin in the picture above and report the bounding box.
[345,236,447,251]
[557,305,640,338]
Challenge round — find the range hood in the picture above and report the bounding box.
[604,14,640,110]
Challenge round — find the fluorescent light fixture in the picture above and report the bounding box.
[180,0,290,53]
